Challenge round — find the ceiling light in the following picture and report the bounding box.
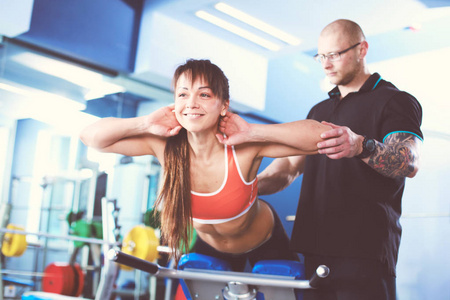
[0,80,86,111]
[0,80,99,134]
[83,81,125,100]
[195,10,281,51]
[10,52,125,99]
[214,2,301,46]
[10,52,104,87]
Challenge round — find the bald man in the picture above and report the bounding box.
[257,19,423,299]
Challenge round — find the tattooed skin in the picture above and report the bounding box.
[367,132,421,179]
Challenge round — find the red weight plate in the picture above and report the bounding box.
[42,263,74,296]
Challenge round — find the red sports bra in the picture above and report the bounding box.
[191,145,257,224]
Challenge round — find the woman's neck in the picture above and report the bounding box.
[188,130,224,159]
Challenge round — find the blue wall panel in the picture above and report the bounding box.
[263,52,327,123]
[18,0,144,72]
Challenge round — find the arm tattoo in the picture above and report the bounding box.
[367,132,421,179]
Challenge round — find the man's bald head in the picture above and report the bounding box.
[321,19,366,45]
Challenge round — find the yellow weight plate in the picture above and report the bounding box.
[144,226,159,262]
[121,225,160,270]
[2,224,27,257]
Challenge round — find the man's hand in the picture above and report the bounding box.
[316,121,363,159]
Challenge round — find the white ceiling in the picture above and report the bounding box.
[128,0,450,115]
[149,0,436,55]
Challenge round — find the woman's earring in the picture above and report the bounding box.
[221,111,226,117]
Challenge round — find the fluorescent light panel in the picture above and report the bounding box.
[195,10,281,51]
[214,2,301,46]
[11,53,103,87]
[0,80,86,111]
[10,53,125,100]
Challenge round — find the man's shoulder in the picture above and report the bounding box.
[376,78,400,93]
[374,79,423,116]
[374,79,418,102]
[310,97,333,111]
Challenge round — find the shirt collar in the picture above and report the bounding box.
[328,73,382,100]
[328,86,341,101]
[360,73,382,92]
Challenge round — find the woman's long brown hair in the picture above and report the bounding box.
[154,59,229,264]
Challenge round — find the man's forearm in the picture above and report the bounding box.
[365,133,421,179]
[257,156,305,195]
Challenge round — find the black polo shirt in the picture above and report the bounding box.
[290,73,423,275]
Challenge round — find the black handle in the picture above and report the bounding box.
[107,249,159,274]
[309,265,330,288]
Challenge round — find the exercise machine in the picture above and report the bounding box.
[108,249,329,300]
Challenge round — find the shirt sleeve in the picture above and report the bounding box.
[380,91,423,142]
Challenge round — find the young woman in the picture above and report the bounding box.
[80,59,330,271]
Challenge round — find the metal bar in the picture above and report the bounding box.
[156,245,172,253]
[1,270,46,277]
[157,268,313,289]
[108,249,329,290]
[0,228,120,246]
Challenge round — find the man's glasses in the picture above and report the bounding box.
[314,42,361,63]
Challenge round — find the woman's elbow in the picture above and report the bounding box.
[79,127,102,149]
[310,122,332,149]
[79,129,90,146]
